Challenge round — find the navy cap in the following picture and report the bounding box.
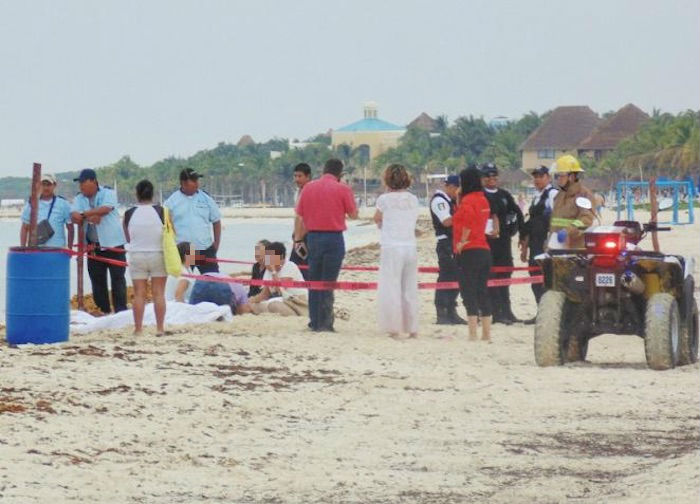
[180,167,203,181]
[481,163,498,176]
[73,168,97,182]
[531,165,550,176]
[444,174,460,186]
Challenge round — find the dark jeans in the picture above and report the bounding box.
[529,240,546,304]
[434,238,460,310]
[194,244,219,274]
[306,231,345,331]
[487,237,514,319]
[87,245,127,314]
[457,248,492,317]
[190,280,235,314]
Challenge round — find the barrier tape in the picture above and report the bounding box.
[206,257,540,274]
[181,273,543,291]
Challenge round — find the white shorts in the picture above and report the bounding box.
[129,251,166,280]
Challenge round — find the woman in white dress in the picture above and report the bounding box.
[374,164,420,338]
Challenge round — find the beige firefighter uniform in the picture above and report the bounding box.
[548,180,596,249]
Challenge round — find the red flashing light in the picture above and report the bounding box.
[603,240,618,250]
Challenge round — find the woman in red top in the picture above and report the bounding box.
[453,167,493,341]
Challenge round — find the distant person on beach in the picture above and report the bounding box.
[20,173,73,249]
[454,167,493,341]
[164,167,221,274]
[374,164,419,339]
[295,158,358,331]
[290,163,311,279]
[248,239,271,297]
[249,241,308,316]
[165,242,195,302]
[429,174,466,325]
[123,179,168,336]
[71,168,127,314]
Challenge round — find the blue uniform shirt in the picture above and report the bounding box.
[71,186,126,248]
[21,196,72,248]
[164,189,221,249]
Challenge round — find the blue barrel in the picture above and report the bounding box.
[6,247,70,345]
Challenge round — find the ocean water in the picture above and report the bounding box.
[0,217,379,320]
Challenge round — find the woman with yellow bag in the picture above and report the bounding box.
[124,179,180,336]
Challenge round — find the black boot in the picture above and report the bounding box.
[436,307,451,325]
[447,306,467,325]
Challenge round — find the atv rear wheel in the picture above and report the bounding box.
[678,298,699,365]
[535,290,566,366]
[644,293,680,370]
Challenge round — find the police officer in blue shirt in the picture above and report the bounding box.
[70,168,128,314]
[20,173,74,248]
[164,168,221,274]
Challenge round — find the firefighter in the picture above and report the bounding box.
[519,165,557,310]
[429,174,466,324]
[548,155,596,250]
[481,163,525,325]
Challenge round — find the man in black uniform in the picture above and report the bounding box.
[430,175,466,324]
[481,163,524,325]
[519,165,557,309]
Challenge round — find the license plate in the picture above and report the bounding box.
[595,273,616,287]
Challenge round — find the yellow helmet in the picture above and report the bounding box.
[553,154,584,173]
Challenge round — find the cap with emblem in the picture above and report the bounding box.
[480,163,498,177]
[444,174,460,186]
[180,167,204,181]
[530,165,549,176]
[73,168,97,182]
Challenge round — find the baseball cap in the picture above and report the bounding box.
[180,167,203,181]
[444,174,460,186]
[481,163,498,176]
[73,168,97,182]
[41,173,57,184]
[530,165,550,176]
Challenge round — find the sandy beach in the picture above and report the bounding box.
[1,209,698,503]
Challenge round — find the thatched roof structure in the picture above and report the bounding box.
[520,106,600,150]
[407,112,438,132]
[237,135,255,147]
[578,104,649,151]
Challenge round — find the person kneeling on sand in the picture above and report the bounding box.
[248,241,308,316]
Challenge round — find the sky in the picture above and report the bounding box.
[0,0,698,177]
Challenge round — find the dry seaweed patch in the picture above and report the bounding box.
[502,429,699,459]
[210,363,347,392]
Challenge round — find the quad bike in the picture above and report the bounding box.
[534,220,698,370]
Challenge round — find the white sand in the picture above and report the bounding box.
[0,208,698,503]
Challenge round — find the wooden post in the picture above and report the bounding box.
[77,221,85,310]
[649,177,660,253]
[28,163,41,247]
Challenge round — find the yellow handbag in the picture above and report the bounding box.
[162,206,182,277]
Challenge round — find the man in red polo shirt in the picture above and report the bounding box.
[294,158,358,331]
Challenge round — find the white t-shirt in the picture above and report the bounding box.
[430,190,453,223]
[165,265,194,302]
[376,191,419,247]
[127,205,163,252]
[263,260,307,299]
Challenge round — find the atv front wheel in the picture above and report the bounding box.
[566,335,589,362]
[678,297,698,365]
[535,290,566,366]
[644,293,680,370]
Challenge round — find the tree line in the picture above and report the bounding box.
[1,109,697,203]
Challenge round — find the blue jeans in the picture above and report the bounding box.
[306,231,345,330]
[189,280,235,314]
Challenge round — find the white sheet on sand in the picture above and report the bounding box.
[70,301,233,334]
